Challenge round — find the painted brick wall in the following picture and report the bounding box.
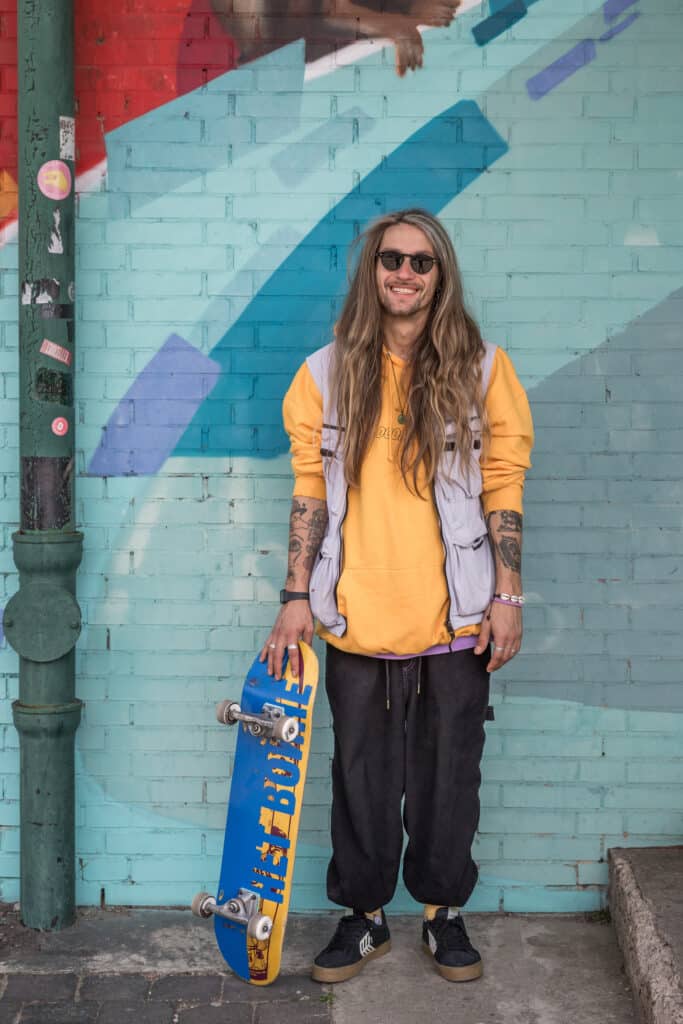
[1,0,683,912]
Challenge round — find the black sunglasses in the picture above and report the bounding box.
[376,250,439,275]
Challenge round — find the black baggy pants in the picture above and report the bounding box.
[325,643,490,911]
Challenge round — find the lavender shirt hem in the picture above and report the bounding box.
[374,636,479,660]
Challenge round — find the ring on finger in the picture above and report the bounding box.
[494,645,505,650]
[287,643,298,650]
[268,643,276,649]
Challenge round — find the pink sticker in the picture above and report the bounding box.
[37,160,72,201]
[40,339,72,366]
[51,417,69,437]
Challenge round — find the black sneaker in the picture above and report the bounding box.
[422,908,483,982]
[312,909,391,983]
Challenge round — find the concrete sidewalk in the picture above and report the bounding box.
[0,904,636,1024]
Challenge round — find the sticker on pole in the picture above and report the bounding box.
[48,210,64,254]
[37,161,72,201]
[51,416,69,437]
[40,339,72,366]
[59,116,75,161]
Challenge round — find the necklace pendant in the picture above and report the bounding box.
[397,413,406,425]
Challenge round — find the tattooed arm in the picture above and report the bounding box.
[474,510,523,672]
[489,509,523,586]
[260,496,328,680]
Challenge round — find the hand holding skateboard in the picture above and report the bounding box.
[259,600,314,681]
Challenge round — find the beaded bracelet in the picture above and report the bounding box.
[493,592,526,606]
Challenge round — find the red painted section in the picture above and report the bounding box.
[0,1,238,231]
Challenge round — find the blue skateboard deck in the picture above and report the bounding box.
[210,642,318,984]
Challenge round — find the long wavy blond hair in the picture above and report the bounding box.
[332,208,487,495]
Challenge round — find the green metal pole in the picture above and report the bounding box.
[4,0,83,930]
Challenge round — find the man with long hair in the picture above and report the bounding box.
[261,209,533,983]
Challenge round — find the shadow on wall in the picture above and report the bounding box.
[505,285,683,713]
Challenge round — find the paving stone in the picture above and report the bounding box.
[149,973,223,1003]
[178,1004,252,1023]
[255,999,331,1024]
[266,974,323,1000]
[4,973,79,1002]
[19,1003,101,1024]
[79,974,151,1002]
[217,973,254,1001]
[222,971,321,1003]
[97,1002,175,1024]
[0,1002,22,1024]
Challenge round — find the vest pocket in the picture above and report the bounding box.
[450,523,495,616]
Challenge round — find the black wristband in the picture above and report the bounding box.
[280,589,310,604]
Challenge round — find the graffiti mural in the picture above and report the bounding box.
[1,0,682,911]
[0,0,462,234]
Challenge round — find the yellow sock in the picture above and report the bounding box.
[424,904,459,920]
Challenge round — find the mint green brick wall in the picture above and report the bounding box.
[1,0,683,913]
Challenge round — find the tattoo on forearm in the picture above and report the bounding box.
[487,509,524,576]
[286,498,328,585]
[306,508,328,572]
[291,498,308,522]
[498,536,522,573]
[500,510,522,532]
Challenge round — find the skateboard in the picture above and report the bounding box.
[192,641,319,985]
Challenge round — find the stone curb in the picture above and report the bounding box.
[609,848,683,1024]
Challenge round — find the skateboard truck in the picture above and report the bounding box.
[191,888,273,941]
[216,700,299,743]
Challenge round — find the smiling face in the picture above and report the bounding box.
[375,222,441,320]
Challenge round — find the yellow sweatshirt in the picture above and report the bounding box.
[282,345,534,657]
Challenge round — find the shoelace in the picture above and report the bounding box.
[325,914,373,952]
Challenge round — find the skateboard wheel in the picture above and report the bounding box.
[216,700,240,725]
[247,913,273,942]
[191,892,215,919]
[271,716,299,743]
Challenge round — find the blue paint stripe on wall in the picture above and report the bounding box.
[603,0,637,23]
[526,5,640,101]
[170,100,507,460]
[526,39,597,99]
[598,10,640,42]
[88,334,221,476]
[472,0,528,47]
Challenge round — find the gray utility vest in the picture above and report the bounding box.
[306,341,499,640]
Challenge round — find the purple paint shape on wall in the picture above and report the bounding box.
[602,0,637,23]
[526,39,597,100]
[599,10,640,42]
[87,334,221,477]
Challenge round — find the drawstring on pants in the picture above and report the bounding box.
[384,658,422,711]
